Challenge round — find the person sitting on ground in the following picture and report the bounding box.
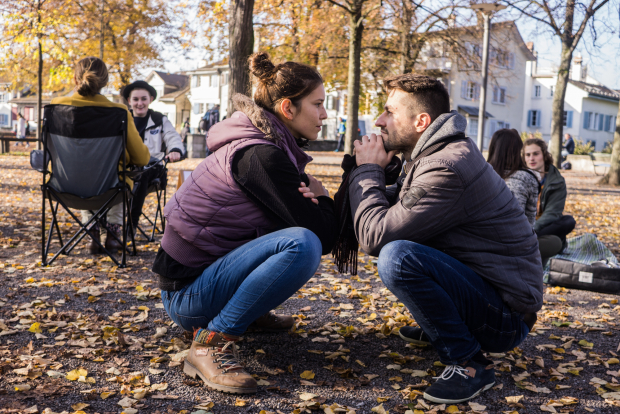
[345,74,542,404]
[487,129,563,264]
[153,52,338,395]
[523,138,576,249]
[122,80,185,234]
[563,133,575,155]
[51,57,150,253]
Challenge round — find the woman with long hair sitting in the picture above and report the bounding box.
[51,57,150,252]
[487,129,562,263]
[153,53,338,394]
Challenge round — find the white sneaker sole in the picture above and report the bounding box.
[423,381,495,404]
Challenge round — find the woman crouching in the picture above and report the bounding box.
[153,53,338,394]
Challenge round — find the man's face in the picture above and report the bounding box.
[375,89,419,154]
[524,144,545,173]
[564,134,570,140]
[129,89,154,117]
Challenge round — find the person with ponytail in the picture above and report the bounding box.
[51,57,150,253]
[153,53,338,394]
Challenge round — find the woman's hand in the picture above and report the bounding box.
[307,174,329,198]
[166,152,181,162]
[299,175,329,205]
[299,182,319,205]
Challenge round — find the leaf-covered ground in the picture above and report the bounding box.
[0,151,619,414]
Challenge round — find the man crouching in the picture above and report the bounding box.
[348,74,542,404]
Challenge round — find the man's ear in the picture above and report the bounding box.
[279,98,296,120]
[414,113,432,133]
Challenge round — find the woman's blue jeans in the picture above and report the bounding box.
[378,241,530,365]
[161,227,322,336]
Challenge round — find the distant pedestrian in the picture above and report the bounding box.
[15,113,26,147]
[563,133,574,155]
[334,117,345,152]
[181,117,190,143]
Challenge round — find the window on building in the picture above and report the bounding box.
[563,111,573,128]
[528,110,541,127]
[221,72,229,85]
[192,75,201,87]
[0,114,8,126]
[0,93,5,103]
[461,81,480,101]
[583,112,592,129]
[468,118,478,136]
[606,115,617,132]
[489,120,510,135]
[326,95,334,110]
[533,85,541,98]
[492,86,506,104]
[212,75,219,88]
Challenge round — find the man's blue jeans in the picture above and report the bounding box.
[378,241,530,365]
[161,228,322,336]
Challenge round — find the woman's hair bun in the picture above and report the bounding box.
[249,52,277,81]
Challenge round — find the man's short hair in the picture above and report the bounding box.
[383,74,450,122]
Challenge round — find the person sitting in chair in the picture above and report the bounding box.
[122,80,185,235]
[51,57,150,253]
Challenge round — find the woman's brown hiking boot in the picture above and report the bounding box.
[183,329,257,394]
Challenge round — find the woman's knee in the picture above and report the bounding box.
[283,227,322,262]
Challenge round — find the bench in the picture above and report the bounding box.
[0,134,39,153]
[591,154,611,176]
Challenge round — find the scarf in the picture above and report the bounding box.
[332,155,403,275]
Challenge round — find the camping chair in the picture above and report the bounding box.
[133,157,168,242]
[35,104,136,268]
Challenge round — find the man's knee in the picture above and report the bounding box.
[378,240,422,287]
[286,227,322,261]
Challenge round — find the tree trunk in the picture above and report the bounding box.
[549,41,573,167]
[344,7,363,155]
[228,0,255,118]
[600,101,620,185]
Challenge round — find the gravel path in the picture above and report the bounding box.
[0,154,619,414]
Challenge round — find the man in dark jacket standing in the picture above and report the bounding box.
[348,74,542,404]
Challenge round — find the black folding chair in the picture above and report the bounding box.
[133,158,168,242]
[35,104,136,268]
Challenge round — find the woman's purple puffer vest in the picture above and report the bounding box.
[161,97,312,268]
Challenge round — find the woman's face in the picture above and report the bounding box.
[524,144,545,173]
[282,84,327,141]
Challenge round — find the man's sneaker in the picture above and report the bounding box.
[423,359,495,404]
[399,326,431,346]
[183,329,257,394]
[248,311,294,332]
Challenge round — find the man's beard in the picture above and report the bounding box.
[382,126,414,153]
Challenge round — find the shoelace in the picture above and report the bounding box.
[433,365,470,381]
[213,340,243,373]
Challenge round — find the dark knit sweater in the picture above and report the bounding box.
[153,144,338,290]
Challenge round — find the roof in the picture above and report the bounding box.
[160,85,190,102]
[9,89,70,104]
[458,105,494,118]
[569,80,620,101]
[153,71,189,90]
[185,59,228,73]
[424,20,536,62]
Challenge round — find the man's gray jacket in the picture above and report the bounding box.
[348,111,543,314]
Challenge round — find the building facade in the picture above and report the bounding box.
[185,61,229,132]
[418,21,536,149]
[144,71,191,130]
[522,55,619,151]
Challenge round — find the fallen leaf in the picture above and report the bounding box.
[300,370,315,380]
